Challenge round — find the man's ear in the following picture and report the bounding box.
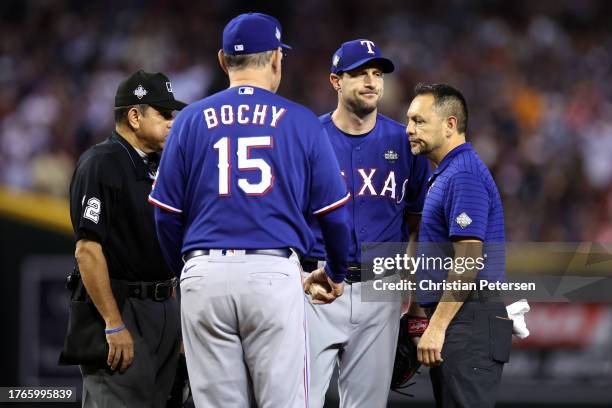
[271,48,282,75]
[330,73,341,92]
[127,107,141,130]
[218,49,229,74]
[446,116,458,137]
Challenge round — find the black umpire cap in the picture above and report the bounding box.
[115,69,187,111]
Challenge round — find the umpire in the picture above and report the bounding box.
[66,70,186,407]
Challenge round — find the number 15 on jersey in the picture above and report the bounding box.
[213,136,274,196]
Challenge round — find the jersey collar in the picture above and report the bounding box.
[111,131,150,180]
[328,111,379,143]
[427,142,473,186]
[433,142,473,176]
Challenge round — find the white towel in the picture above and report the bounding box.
[506,299,530,339]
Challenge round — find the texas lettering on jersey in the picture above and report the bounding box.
[305,112,430,262]
[348,168,402,200]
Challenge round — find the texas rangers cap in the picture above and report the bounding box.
[331,39,395,74]
[115,69,187,111]
[222,12,292,55]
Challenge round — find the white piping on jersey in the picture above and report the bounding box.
[313,192,351,215]
[395,178,409,205]
[148,195,182,214]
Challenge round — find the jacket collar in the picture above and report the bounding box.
[111,131,149,180]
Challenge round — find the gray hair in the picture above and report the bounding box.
[223,50,275,71]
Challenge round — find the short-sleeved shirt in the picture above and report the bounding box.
[69,131,172,282]
[417,142,506,305]
[305,113,430,263]
[149,86,349,255]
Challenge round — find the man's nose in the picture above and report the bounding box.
[406,122,415,135]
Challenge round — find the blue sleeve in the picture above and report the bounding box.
[154,207,184,276]
[445,172,489,241]
[317,205,349,283]
[148,113,188,214]
[149,112,189,273]
[309,126,351,214]
[405,155,430,213]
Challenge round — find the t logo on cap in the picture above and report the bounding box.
[330,39,395,74]
[360,40,376,54]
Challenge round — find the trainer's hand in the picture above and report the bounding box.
[417,326,444,367]
[105,323,134,373]
[303,267,344,304]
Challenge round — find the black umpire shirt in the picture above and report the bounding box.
[69,131,172,282]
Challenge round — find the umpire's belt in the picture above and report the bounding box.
[183,248,292,263]
[117,278,177,302]
[300,258,363,284]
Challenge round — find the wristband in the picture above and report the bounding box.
[406,316,428,337]
[105,324,126,334]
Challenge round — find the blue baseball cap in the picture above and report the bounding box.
[223,13,292,55]
[331,39,395,74]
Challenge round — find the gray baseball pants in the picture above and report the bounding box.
[180,250,309,408]
[306,279,402,408]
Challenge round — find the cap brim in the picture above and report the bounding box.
[150,99,188,111]
[337,57,395,74]
[281,43,292,50]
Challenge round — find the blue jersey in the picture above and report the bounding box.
[417,142,506,305]
[306,113,430,263]
[149,86,350,256]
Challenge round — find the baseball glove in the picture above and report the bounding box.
[390,314,428,396]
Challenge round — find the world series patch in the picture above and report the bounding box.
[455,212,472,229]
[384,149,398,163]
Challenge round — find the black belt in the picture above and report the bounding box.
[423,289,501,314]
[467,289,501,302]
[344,265,363,284]
[299,257,322,272]
[183,248,292,263]
[300,258,363,284]
[121,278,177,302]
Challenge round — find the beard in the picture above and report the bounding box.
[410,139,435,156]
[345,92,380,116]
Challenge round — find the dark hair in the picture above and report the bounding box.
[414,83,468,134]
[114,104,148,125]
[223,50,275,71]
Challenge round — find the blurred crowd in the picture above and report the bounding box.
[1,0,611,241]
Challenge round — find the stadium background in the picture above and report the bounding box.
[0,0,610,406]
